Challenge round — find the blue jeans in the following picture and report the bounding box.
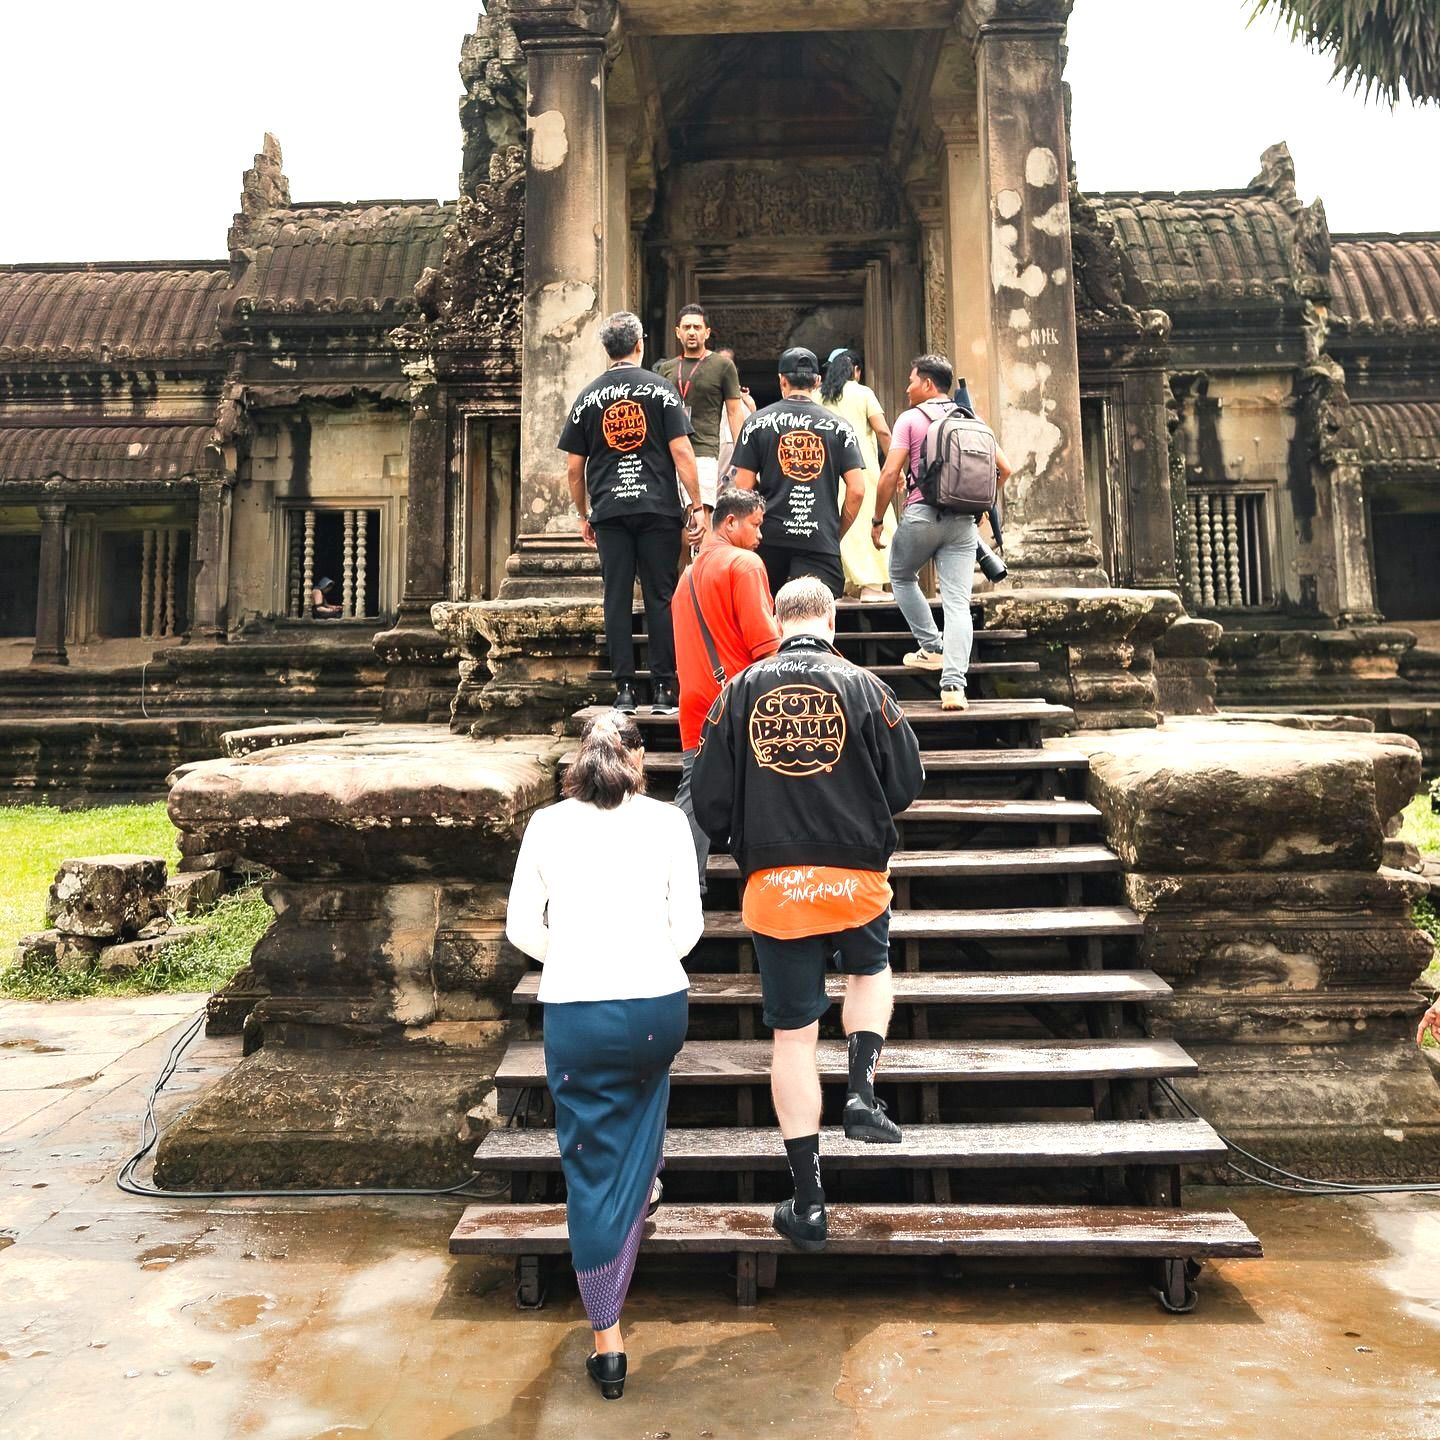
[888,503,978,693]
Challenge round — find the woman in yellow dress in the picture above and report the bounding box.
[821,349,895,600]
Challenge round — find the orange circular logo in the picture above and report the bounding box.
[777,430,826,482]
[601,399,648,453]
[749,685,847,777]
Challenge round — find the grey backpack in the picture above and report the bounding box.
[915,400,998,516]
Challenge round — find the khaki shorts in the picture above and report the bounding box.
[679,456,720,510]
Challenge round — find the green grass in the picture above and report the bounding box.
[0,886,271,1001]
[0,799,271,1001]
[1403,790,1440,859]
[0,801,181,953]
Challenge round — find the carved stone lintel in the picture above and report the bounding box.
[502,0,617,45]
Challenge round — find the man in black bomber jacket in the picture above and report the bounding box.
[691,576,924,1253]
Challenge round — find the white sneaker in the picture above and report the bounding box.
[902,649,943,671]
[941,688,968,711]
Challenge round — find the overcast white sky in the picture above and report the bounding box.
[0,0,1435,264]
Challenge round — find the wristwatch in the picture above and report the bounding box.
[871,517,885,527]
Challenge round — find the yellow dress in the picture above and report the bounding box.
[824,380,895,591]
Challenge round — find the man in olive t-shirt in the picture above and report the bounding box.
[657,303,747,512]
[731,346,866,599]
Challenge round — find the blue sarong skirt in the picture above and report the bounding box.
[542,989,688,1330]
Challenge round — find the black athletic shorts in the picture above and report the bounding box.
[758,544,845,601]
[752,909,892,1031]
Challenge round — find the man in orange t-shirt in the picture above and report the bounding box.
[673,486,781,891]
[691,576,925,1254]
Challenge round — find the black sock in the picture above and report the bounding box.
[847,1030,884,1106]
[783,1134,823,1210]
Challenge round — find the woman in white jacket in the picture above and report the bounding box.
[505,710,702,1401]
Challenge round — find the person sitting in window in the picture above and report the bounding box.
[312,577,343,618]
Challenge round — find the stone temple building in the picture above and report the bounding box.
[1,0,1438,790]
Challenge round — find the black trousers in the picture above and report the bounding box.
[595,514,682,686]
[758,544,845,601]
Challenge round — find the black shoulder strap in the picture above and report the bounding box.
[686,558,727,686]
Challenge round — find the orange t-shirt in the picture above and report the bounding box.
[741,864,892,940]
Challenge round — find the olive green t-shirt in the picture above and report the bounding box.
[656,352,742,460]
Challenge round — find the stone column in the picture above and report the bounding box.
[500,0,615,598]
[932,111,994,425]
[1327,458,1382,625]
[372,363,459,723]
[31,501,69,667]
[190,478,231,642]
[969,1,1105,586]
[1120,367,1181,589]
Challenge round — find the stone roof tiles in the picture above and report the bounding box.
[0,423,217,482]
[1330,236,1440,338]
[1094,191,1303,306]
[0,264,228,364]
[229,202,454,321]
[1348,401,1440,467]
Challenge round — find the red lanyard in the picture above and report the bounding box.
[676,353,708,401]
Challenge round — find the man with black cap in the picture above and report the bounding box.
[730,346,867,600]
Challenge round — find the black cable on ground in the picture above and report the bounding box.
[116,1009,527,1202]
[1157,1078,1440,1197]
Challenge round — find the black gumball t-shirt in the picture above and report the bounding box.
[557,364,693,524]
[730,397,865,552]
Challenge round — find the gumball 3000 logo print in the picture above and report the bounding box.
[602,399,648,452]
[749,685,847,777]
[777,430,826,482]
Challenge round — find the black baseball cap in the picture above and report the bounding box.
[778,346,819,381]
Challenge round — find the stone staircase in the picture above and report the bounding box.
[450,601,1261,1310]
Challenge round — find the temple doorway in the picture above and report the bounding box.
[623,28,946,422]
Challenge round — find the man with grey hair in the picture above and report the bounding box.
[691,576,924,1253]
[560,311,706,714]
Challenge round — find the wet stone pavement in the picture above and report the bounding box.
[3,997,1439,1440]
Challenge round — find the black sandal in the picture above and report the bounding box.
[586,1350,627,1400]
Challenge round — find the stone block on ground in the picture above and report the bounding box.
[13,930,61,968]
[1070,718,1421,874]
[55,934,104,974]
[45,854,168,939]
[167,725,564,881]
[166,869,224,916]
[97,926,204,973]
[152,1042,506,1189]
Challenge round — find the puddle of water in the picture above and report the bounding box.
[180,1292,278,1333]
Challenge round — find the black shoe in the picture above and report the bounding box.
[647,1177,663,1218]
[772,1197,827,1252]
[843,1093,902,1144]
[650,682,678,715]
[613,683,637,715]
[586,1350,627,1400]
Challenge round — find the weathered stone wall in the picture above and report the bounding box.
[1069,717,1440,1180]
[228,407,410,630]
[156,724,567,1187]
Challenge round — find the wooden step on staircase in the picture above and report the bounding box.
[451,603,1260,1312]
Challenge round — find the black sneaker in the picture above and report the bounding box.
[613,683,637,714]
[843,1093,902,1144]
[772,1197,827,1252]
[650,682,678,715]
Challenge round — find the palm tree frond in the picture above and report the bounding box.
[1250,0,1440,105]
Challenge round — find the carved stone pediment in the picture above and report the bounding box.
[391,147,525,369]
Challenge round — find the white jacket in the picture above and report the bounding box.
[505,794,702,1003]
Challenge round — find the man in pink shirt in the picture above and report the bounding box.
[874,354,1011,711]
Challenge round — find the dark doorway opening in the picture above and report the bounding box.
[99,529,191,638]
[0,534,40,636]
[1374,510,1440,621]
